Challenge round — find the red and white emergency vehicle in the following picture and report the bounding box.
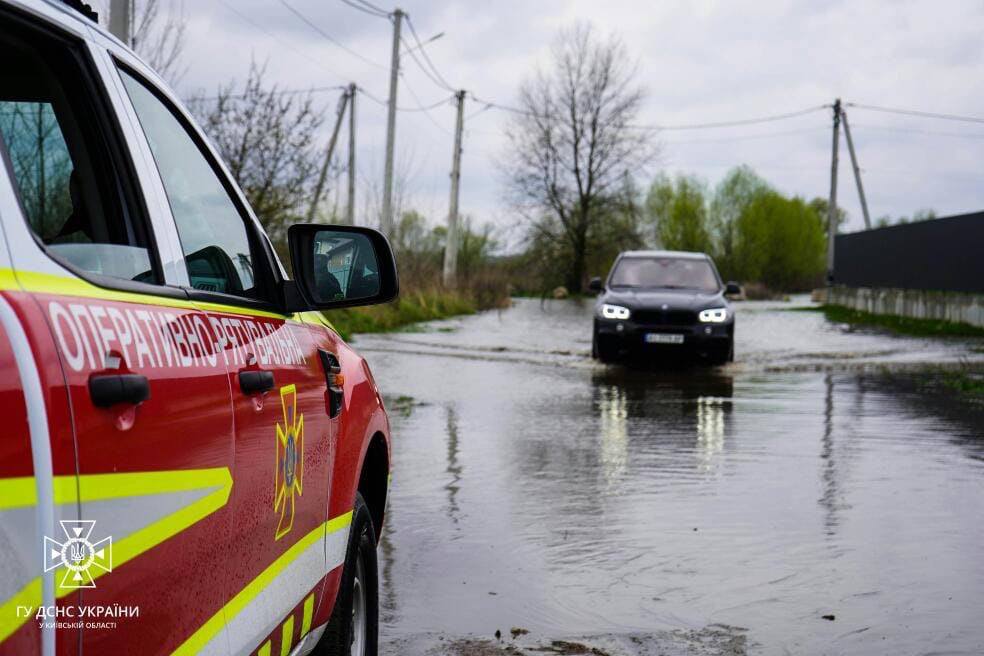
[0,1,396,654]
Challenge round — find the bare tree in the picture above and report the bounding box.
[360,149,420,230]
[187,62,326,254]
[504,23,655,292]
[130,0,188,84]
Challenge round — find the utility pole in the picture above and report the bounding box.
[443,90,466,287]
[381,9,404,236]
[826,99,841,284]
[839,108,871,230]
[109,0,132,46]
[346,82,357,225]
[307,90,351,222]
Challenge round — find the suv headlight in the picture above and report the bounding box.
[698,307,728,323]
[600,304,631,320]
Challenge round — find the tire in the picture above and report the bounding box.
[706,339,733,367]
[316,492,379,656]
[592,330,618,364]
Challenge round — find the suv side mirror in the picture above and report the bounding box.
[588,277,603,293]
[287,224,399,310]
[725,281,742,296]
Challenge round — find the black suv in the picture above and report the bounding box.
[590,250,740,365]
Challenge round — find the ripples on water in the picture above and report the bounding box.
[358,299,984,655]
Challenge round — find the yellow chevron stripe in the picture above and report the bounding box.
[0,467,233,644]
[0,267,302,321]
[172,511,353,656]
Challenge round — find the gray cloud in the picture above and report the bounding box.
[162,0,983,237]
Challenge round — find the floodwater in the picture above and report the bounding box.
[353,298,984,655]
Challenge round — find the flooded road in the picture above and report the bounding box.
[354,298,984,655]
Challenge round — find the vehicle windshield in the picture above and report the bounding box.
[609,257,720,292]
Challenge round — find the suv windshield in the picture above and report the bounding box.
[610,257,720,292]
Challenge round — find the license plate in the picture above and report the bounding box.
[645,333,684,345]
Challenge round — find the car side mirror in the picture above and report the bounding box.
[588,277,603,293]
[287,224,399,310]
[725,281,741,296]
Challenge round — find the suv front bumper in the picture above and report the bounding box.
[594,318,733,359]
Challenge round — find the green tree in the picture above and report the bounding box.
[645,173,712,253]
[733,192,826,290]
[709,165,771,278]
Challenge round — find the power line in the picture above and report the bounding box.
[400,76,453,135]
[339,0,389,18]
[846,103,984,125]
[849,123,984,139]
[346,0,391,17]
[469,94,829,130]
[196,84,348,101]
[664,125,829,145]
[652,105,830,131]
[404,14,456,92]
[356,85,389,106]
[465,103,494,121]
[400,35,455,92]
[277,0,388,70]
[217,0,348,82]
[356,85,453,114]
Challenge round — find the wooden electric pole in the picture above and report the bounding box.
[443,90,466,287]
[381,9,404,236]
[839,108,871,230]
[109,0,132,45]
[346,83,357,225]
[307,90,351,222]
[826,99,841,284]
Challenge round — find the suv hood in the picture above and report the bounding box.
[601,288,726,311]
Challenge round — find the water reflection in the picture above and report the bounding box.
[818,374,844,537]
[589,368,735,476]
[445,405,462,526]
[696,396,727,472]
[596,384,628,489]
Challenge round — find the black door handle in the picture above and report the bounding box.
[89,374,151,408]
[239,370,275,394]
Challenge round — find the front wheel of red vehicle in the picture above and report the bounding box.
[317,493,378,656]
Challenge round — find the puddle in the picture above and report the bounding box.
[358,298,984,655]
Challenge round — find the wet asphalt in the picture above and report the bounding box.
[351,297,984,656]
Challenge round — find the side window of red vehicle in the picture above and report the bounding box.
[117,69,271,302]
[0,22,160,284]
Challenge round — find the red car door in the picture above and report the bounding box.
[116,67,345,656]
[0,18,236,655]
[0,306,47,656]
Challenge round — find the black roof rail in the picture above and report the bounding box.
[60,0,99,23]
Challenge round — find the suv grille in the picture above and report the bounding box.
[633,309,696,325]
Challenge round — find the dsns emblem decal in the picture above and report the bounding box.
[275,384,304,540]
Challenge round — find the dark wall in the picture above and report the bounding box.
[834,211,984,294]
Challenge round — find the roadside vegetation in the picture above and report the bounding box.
[792,305,984,338]
[323,212,511,340]
[189,67,511,338]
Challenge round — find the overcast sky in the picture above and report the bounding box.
[100,0,984,241]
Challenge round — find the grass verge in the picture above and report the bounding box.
[323,288,484,340]
[943,370,984,397]
[790,304,984,338]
